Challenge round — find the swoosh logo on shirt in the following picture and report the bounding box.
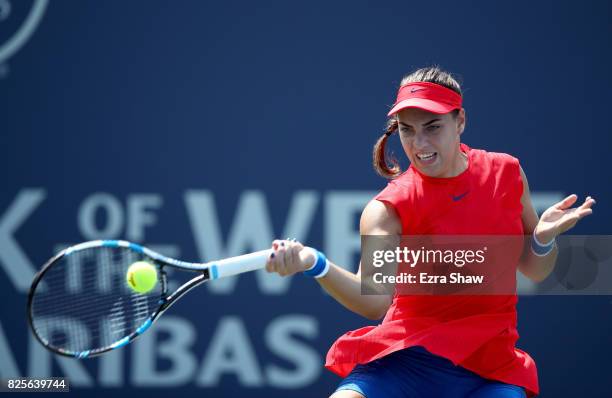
[451,191,470,201]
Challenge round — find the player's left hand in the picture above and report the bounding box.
[535,194,596,243]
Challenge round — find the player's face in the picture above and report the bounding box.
[396,107,466,178]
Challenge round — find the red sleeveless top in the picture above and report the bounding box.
[325,143,539,397]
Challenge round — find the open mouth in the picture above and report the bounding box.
[416,152,437,164]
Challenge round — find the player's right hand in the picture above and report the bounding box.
[265,239,316,277]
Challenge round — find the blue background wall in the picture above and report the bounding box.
[1,0,611,396]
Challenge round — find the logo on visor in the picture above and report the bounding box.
[410,88,426,93]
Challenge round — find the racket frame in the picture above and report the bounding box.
[27,240,269,358]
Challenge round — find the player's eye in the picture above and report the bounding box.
[426,125,441,132]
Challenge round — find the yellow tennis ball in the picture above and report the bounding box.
[126,262,158,294]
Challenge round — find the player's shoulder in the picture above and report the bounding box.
[371,170,417,210]
[470,146,521,169]
[360,198,401,235]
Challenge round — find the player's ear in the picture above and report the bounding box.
[456,108,466,135]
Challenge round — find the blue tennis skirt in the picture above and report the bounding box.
[336,346,528,398]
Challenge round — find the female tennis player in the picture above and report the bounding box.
[265,66,595,398]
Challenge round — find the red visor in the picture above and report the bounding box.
[387,82,462,117]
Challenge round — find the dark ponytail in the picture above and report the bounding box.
[373,118,401,179]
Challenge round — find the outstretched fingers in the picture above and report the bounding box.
[574,195,596,219]
[554,194,578,210]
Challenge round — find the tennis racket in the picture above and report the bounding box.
[27,240,271,358]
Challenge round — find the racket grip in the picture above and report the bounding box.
[208,249,272,279]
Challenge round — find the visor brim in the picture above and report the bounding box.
[387,98,458,117]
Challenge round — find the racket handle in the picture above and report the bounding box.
[208,249,272,279]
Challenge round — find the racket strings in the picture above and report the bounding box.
[30,246,162,354]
